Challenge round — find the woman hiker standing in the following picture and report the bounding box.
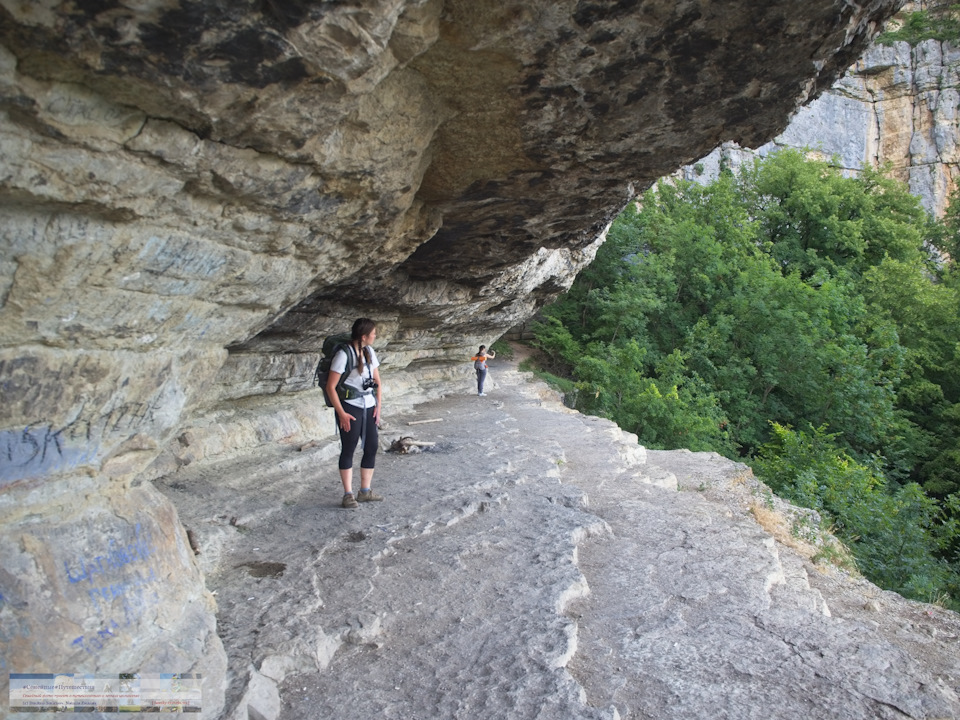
[472,344,496,397]
[327,318,383,509]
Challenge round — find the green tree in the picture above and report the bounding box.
[531,149,960,606]
[877,4,960,46]
[863,257,960,494]
[573,342,733,452]
[754,423,959,606]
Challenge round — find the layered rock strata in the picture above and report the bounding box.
[0,1,902,714]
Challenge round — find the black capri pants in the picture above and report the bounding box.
[338,403,378,470]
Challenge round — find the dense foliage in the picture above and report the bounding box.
[533,150,960,607]
[877,3,960,46]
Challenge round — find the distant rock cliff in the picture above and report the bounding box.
[683,21,960,215]
[0,1,903,715]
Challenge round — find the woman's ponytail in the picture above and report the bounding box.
[351,317,377,375]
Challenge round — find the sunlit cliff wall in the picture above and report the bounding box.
[683,3,960,215]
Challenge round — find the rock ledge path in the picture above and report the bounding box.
[159,354,960,720]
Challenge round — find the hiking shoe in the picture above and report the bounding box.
[357,489,383,502]
[342,493,358,509]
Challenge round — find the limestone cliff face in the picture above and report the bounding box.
[0,1,901,715]
[684,22,960,215]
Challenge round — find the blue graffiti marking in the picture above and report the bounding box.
[64,523,155,584]
[86,566,159,615]
[71,620,120,655]
[62,524,161,635]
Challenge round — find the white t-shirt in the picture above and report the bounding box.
[330,345,380,409]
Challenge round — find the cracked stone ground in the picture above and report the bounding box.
[158,352,960,720]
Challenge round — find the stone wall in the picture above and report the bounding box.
[0,1,901,715]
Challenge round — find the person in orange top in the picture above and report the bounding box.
[472,344,496,397]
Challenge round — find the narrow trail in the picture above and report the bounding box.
[158,351,960,720]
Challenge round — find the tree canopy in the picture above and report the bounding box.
[877,3,960,46]
[532,150,960,607]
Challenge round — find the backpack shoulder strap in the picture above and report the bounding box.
[337,343,357,375]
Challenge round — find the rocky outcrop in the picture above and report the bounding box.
[683,14,960,215]
[0,1,903,715]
